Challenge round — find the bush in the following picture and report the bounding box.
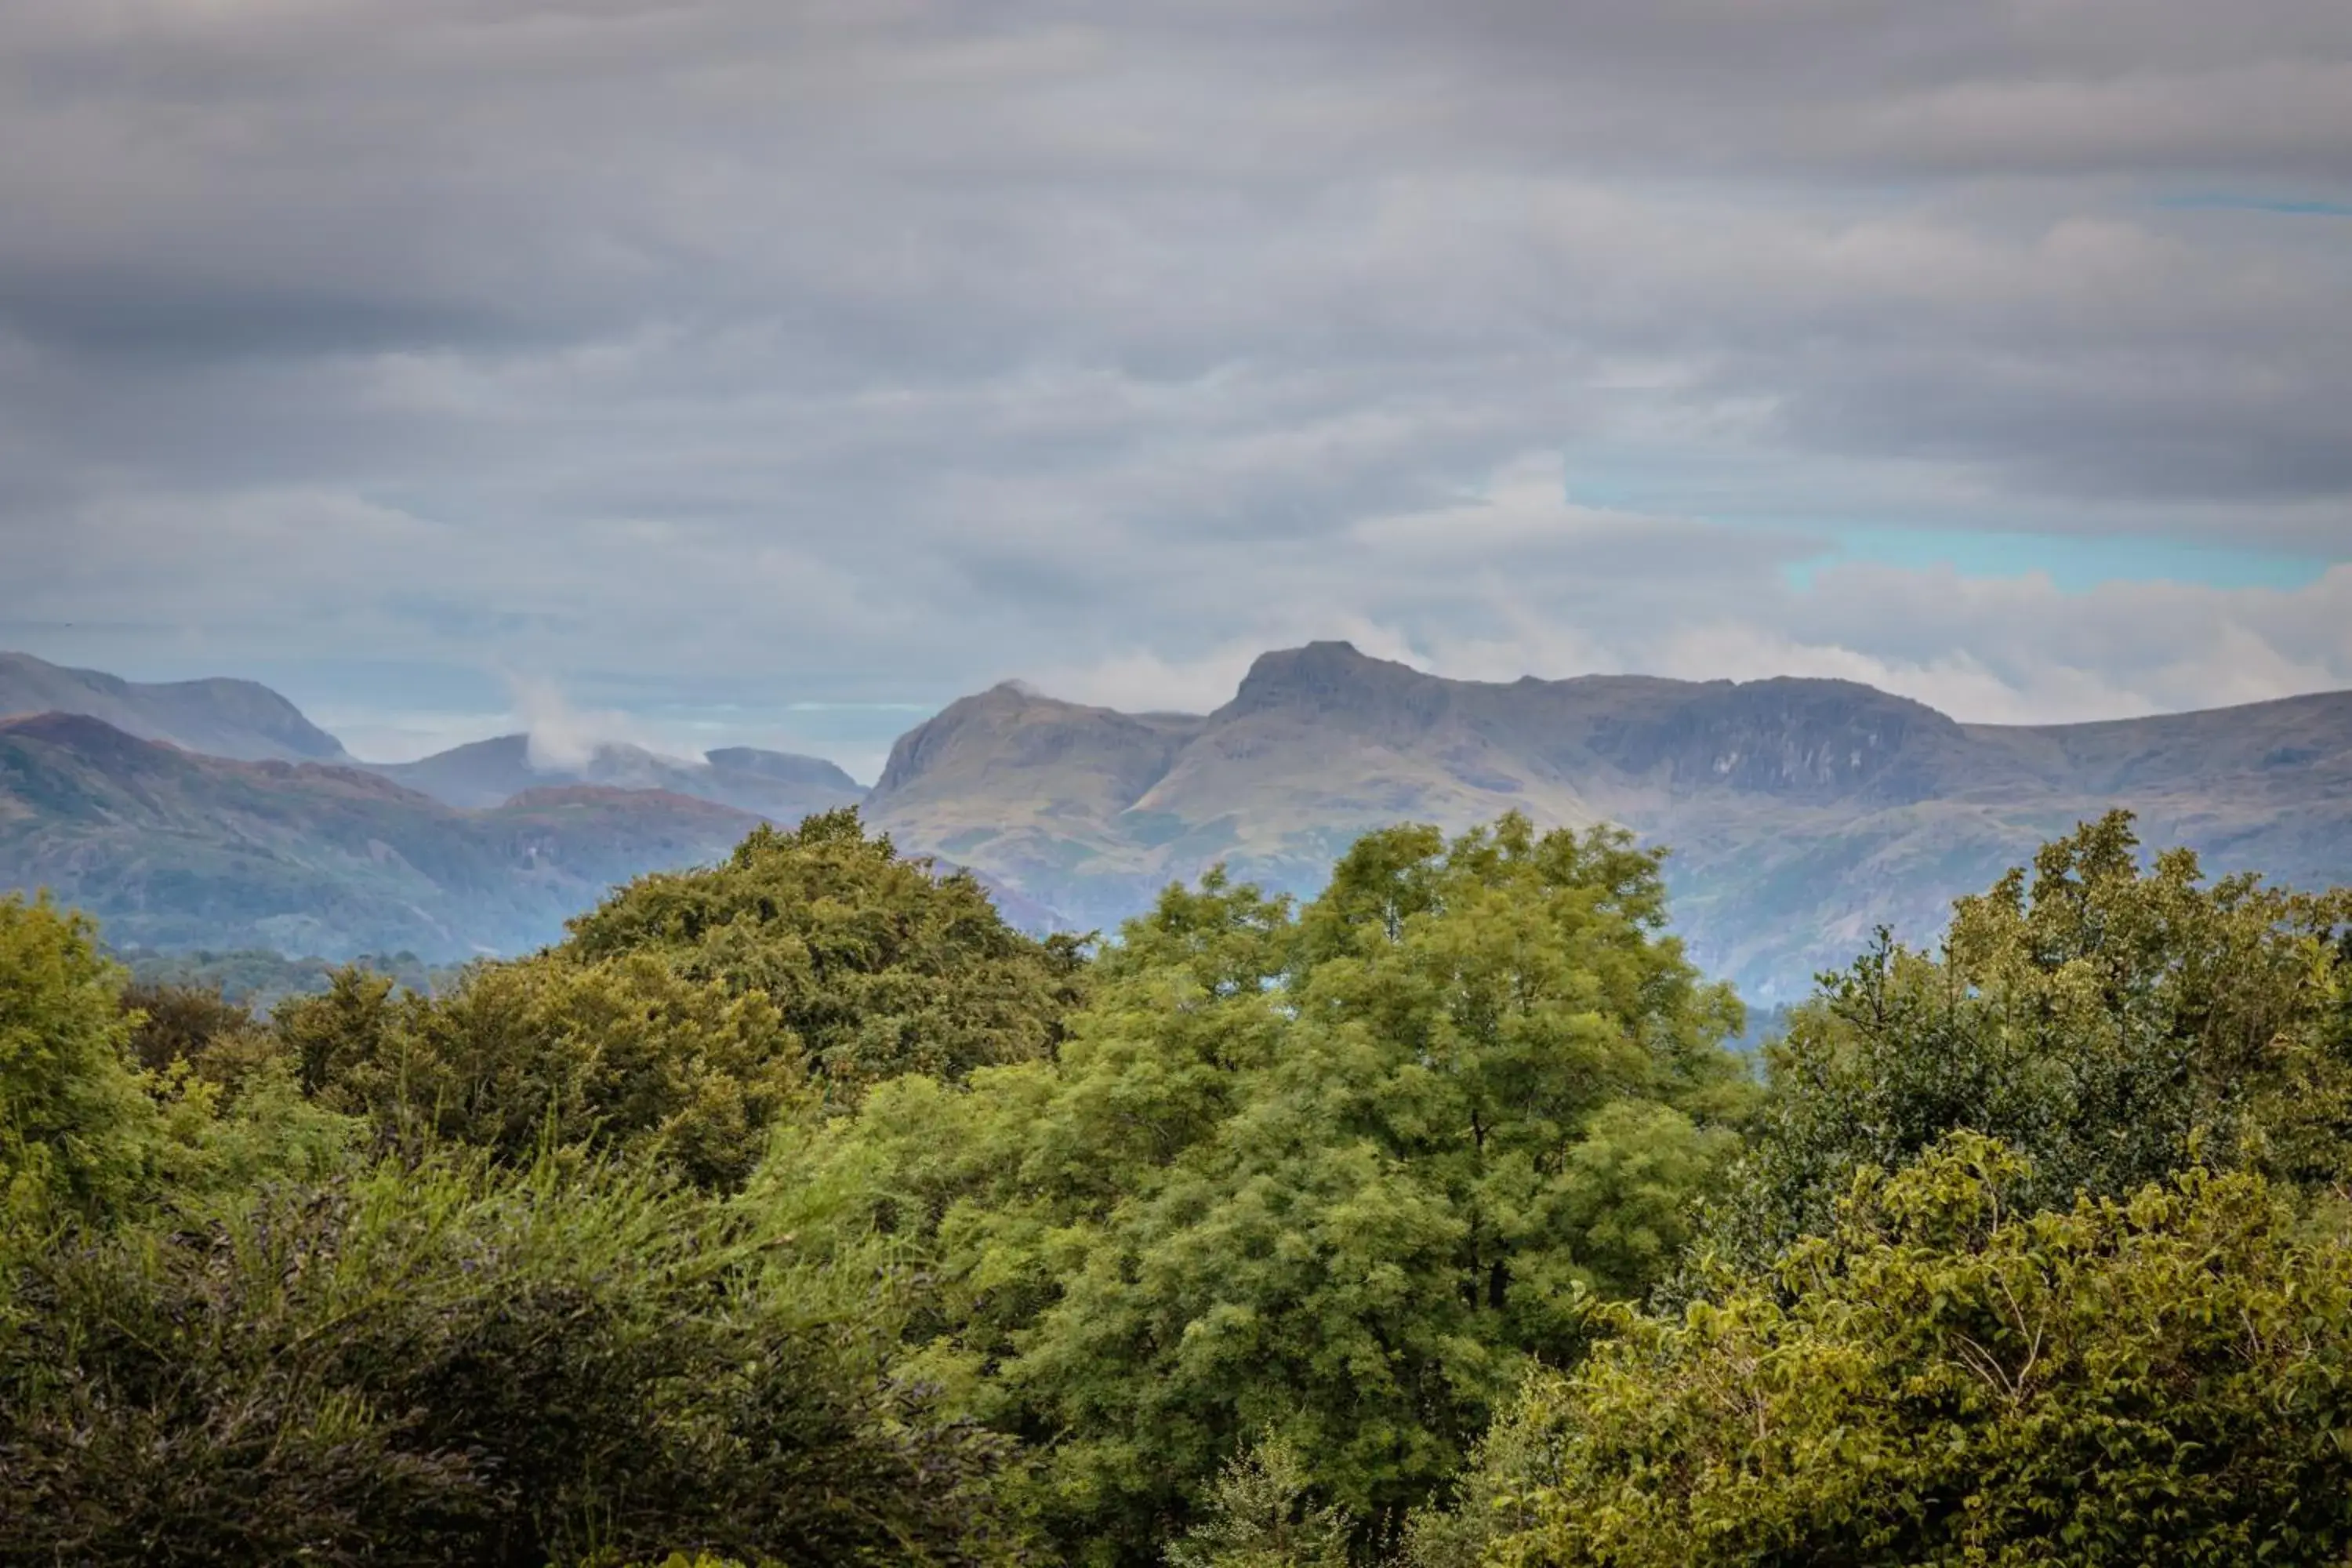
[287,953,804,1188]
[0,1156,1015,1568]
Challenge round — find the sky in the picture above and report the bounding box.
[2,1,2347,779]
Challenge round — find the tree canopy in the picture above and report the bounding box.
[564,808,1087,1099]
[1717,810,2352,1260]
[8,807,2352,1567]
[1465,1134,2352,1568]
[758,815,1754,1560]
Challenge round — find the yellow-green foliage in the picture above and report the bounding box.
[1,897,356,1223]
[1720,811,2352,1258]
[1476,1134,2352,1568]
[1165,1429,1353,1568]
[0,896,155,1218]
[564,808,1087,1100]
[282,951,802,1188]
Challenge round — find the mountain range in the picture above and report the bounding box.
[0,710,759,957]
[859,643,2352,996]
[5,642,2350,997]
[374,733,862,819]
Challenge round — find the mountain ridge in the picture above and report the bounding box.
[7,644,2351,999]
[863,642,2352,996]
[0,652,350,763]
[373,733,862,818]
[0,711,760,957]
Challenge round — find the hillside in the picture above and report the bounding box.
[0,651,350,763]
[0,712,759,957]
[866,642,2352,998]
[375,734,863,818]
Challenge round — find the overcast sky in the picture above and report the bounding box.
[3,0,2348,775]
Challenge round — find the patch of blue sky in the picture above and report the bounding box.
[1783,525,2335,593]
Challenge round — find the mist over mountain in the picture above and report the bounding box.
[0,711,759,957]
[373,733,862,819]
[4,644,2350,996]
[0,652,350,764]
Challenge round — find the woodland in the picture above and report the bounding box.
[5,806,2351,1566]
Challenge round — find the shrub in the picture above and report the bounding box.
[0,1156,1015,1567]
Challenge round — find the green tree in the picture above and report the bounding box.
[0,896,155,1220]
[1720,811,2352,1258]
[757,815,1752,1561]
[564,809,1088,1100]
[296,953,804,1189]
[1165,1430,1354,1568]
[1473,1134,2352,1568]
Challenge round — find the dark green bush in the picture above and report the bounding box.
[0,1157,1015,1568]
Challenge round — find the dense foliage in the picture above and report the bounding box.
[282,953,804,1187]
[565,808,1087,1099]
[4,808,2350,1567]
[1717,810,2352,1260]
[0,1158,1010,1567]
[1459,1135,2352,1567]
[762,817,1752,1559]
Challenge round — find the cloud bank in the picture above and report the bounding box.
[0,0,2346,764]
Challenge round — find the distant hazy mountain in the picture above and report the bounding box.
[0,652,349,763]
[9,643,2349,1000]
[0,712,759,958]
[373,734,862,819]
[866,642,2352,999]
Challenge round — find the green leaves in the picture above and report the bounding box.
[0,1155,1014,1568]
[1719,810,2352,1261]
[564,808,1087,1102]
[759,813,1751,1560]
[0,895,153,1220]
[1477,1135,2352,1568]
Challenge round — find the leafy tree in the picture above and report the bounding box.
[0,1155,1015,1568]
[1472,1134,2352,1568]
[564,808,1087,1100]
[1719,811,2352,1258]
[293,953,804,1189]
[275,963,404,1098]
[0,895,156,1220]
[757,815,1752,1561]
[1164,1430,1353,1568]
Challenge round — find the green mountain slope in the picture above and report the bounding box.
[866,643,2352,999]
[0,712,758,957]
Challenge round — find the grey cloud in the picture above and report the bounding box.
[0,0,2347,749]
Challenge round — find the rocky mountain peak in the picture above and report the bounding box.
[1221,641,1434,720]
